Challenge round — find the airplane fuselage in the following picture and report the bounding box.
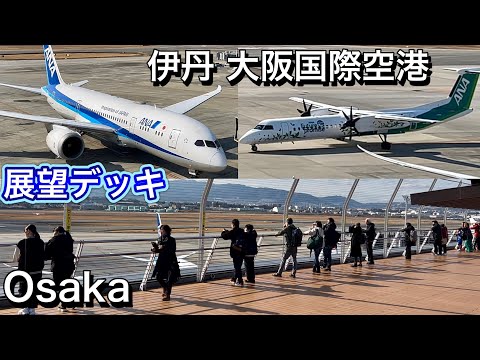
[41,84,227,173]
[239,101,473,147]
[239,114,411,145]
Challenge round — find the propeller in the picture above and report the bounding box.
[297,99,312,117]
[234,117,239,142]
[340,106,361,140]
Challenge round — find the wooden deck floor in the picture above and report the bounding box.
[2,250,480,315]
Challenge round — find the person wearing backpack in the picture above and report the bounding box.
[243,224,258,284]
[273,218,298,278]
[221,219,245,286]
[304,221,324,273]
[401,222,415,260]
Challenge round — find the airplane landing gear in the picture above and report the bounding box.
[378,134,391,150]
[188,169,199,178]
[381,142,391,150]
[251,144,258,152]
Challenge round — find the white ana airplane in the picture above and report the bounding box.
[0,45,227,177]
[237,68,480,151]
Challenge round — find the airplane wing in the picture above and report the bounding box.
[70,80,89,87]
[289,97,343,112]
[0,110,116,135]
[372,114,440,124]
[357,145,480,180]
[0,82,43,95]
[163,85,222,114]
[289,97,440,124]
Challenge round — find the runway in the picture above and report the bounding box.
[238,46,480,178]
[0,46,238,179]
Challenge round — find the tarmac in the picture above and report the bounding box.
[0,46,238,179]
[238,46,480,178]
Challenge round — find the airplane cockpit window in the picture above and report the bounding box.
[214,140,221,148]
[205,140,216,148]
[254,125,264,130]
[263,125,274,130]
[195,140,205,147]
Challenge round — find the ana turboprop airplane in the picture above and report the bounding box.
[237,68,480,151]
[0,45,227,177]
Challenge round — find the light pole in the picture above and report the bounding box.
[402,195,410,226]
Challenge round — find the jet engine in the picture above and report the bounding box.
[46,126,84,160]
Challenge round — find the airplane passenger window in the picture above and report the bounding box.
[254,125,264,130]
[205,140,216,148]
[263,125,274,130]
[195,140,205,146]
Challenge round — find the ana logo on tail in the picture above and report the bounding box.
[454,77,470,105]
[44,47,56,77]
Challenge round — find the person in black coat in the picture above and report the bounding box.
[431,220,443,255]
[13,224,45,315]
[401,222,415,260]
[45,226,75,311]
[243,224,258,284]
[364,218,376,264]
[221,219,245,286]
[350,223,363,267]
[322,218,338,271]
[151,225,179,301]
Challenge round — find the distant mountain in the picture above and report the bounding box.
[94,182,367,207]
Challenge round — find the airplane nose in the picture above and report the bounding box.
[239,130,254,144]
[209,150,227,171]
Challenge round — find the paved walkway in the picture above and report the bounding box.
[1,250,479,315]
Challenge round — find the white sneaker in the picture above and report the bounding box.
[17,308,30,315]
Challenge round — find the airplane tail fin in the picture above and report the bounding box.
[419,69,479,121]
[43,45,65,86]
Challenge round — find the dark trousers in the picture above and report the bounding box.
[19,272,42,309]
[323,246,332,269]
[405,240,412,259]
[366,241,374,263]
[157,271,173,296]
[244,256,255,282]
[232,255,244,284]
[434,239,443,255]
[313,247,322,271]
[53,267,74,307]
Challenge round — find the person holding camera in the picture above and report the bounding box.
[350,223,363,267]
[364,218,376,264]
[273,218,298,278]
[44,226,75,312]
[151,224,179,301]
[401,222,415,260]
[304,221,323,273]
[221,219,245,287]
